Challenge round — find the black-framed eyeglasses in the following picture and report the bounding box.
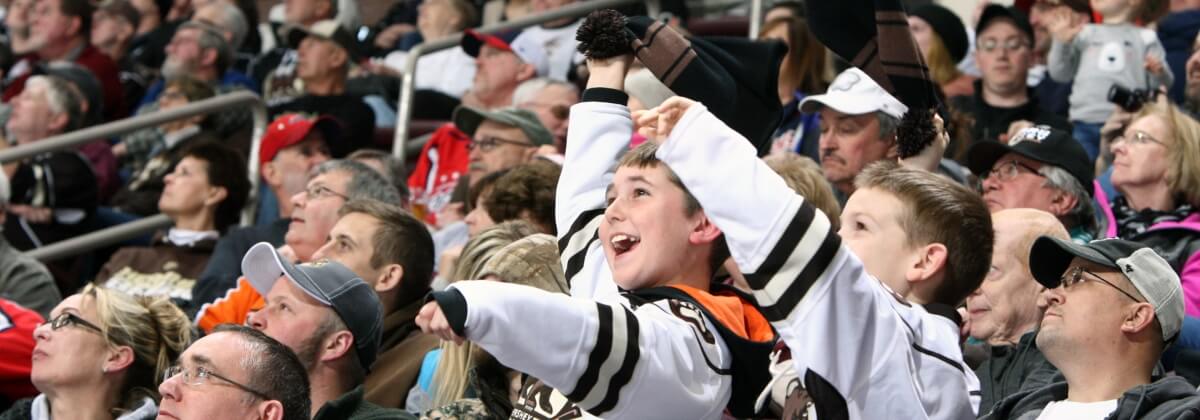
[467,136,536,153]
[985,159,1042,182]
[163,365,271,400]
[44,312,104,335]
[305,184,348,201]
[1114,130,1165,147]
[978,37,1029,53]
[1059,266,1143,302]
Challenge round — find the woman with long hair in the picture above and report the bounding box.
[760,15,831,161]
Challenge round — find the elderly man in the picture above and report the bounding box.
[244,243,413,419]
[798,67,902,201]
[191,1,250,69]
[158,324,311,420]
[513,77,579,152]
[983,238,1200,418]
[968,209,1070,414]
[3,0,123,120]
[252,0,352,104]
[951,5,1069,151]
[1,75,99,252]
[967,126,1097,243]
[310,200,438,409]
[193,160,400,333]
[455,106,553,187]
[269,20,374,157]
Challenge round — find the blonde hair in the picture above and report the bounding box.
[81,284,192,411]
[433,221,543,408]
[925,32,962,87]
[763,154,841,229]
[1134,100,1200,208]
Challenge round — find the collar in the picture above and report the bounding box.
[165,228,220,247]
[313,385,367,419]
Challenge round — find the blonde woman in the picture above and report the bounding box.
[1100,99,1200,316]
[0,285,192,420]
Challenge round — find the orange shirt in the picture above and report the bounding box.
[194,277,264,333]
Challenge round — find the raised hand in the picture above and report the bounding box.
[632,96,700,144]
[416,301,466,345]
[1046,6,1084,44]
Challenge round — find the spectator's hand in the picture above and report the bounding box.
[10,205,51,224]
[1001,120,1035,143]
[1145,54,1166,80]
[375,24,416,50]
[1100,107,1133,147]
[1046,6,1084,44]
[416,301,465,345]
[899,111,948,172]
[632,96,699,144]
[585,55,634,90]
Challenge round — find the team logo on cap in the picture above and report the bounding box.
[1011,126,1052,145]
[830,71,861,92]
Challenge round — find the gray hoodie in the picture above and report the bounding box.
[1049,23,1173,123]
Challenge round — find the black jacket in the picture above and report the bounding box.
[983,376,1200,419]
[948,81,1072,160]
[974,331,1060,416]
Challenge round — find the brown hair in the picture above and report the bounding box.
[759,16,830,95]
[763,153,841,229]
[1133,100,1200,208]
[484,160,560,235]
[616,142,729,276]
[339,199,435,307]
[854,161,993,306]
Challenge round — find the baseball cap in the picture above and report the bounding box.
[966,125,1094,195]
[241,242,383,371]
[911,4,969,64]
[453,106,553,146]
[1030,237,1184,343]
[281,19,364,62]
[976,5,1033,42]
[259,114,339,166]
[461,29,549,77]
[800,68,908,119]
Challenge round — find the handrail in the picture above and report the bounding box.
[391,0,641,160]
[2,91,269,262]
[748,0,763,39]
[26,215,173,262]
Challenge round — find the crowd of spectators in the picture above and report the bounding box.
[0,0,1199,419]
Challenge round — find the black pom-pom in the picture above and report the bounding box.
[896,107,936,159]
[576,9,633,59]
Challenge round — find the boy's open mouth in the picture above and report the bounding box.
[611,233,641,256]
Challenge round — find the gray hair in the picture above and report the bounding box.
[346,149,411,203]
[512,78,578,107]
[876,111,901,140]
[312,159,402,204]
[180,21,233,75]
[25,75,85,133]
[1039,164,1096,233]
[199,2,248,51]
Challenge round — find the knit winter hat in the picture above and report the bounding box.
[576,11,787,156]
[911,4,970,63]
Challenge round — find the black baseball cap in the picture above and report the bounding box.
[966,126,1094,195]
[242,242,383,372]
[976,5,1034,43]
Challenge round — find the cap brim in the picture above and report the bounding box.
[461,29,511,57]
[280,24,364,62]
[1029,236,1119,288]
[452,106,488,137]
[241,243,331,305]
[799,94,887,116]
[965,140,1020,176]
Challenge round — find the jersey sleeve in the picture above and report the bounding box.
[556,93,632,302]
[193,277,264,333]
[437,280,731,419]
[655,104,965,418]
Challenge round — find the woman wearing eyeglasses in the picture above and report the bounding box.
[0,284,192,420]
[1099,99,1200,316]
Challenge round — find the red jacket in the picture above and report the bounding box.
[406,123,470,226]
[0,299,41,402]
[4,44,125,121]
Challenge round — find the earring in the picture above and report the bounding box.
[101,366,108,374]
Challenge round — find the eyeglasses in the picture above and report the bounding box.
[985,159,1042,182]
[163,365,271,400]
[1059,266,1143,302]
[305,184,348,201]
[523,102,571,120]
[467,136,536,153]
[43,312,103,335]
[978,38,1029,53]
[1114,130,1165,147]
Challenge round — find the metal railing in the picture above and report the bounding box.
[748,0,763,39]
[0,91,269,262]
[391,0,640,160]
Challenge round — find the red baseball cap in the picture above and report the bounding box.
[259,113,340,166]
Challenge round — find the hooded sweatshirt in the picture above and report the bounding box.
[982,376,1200,419]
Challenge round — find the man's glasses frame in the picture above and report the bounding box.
[1059,266,1144,302]
[163,365,271,401]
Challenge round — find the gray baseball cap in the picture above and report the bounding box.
[241,242,382,371]
[1030,237,1184,343]
[453,106,553,146]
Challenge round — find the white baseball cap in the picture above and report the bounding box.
[799,67,908,119]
